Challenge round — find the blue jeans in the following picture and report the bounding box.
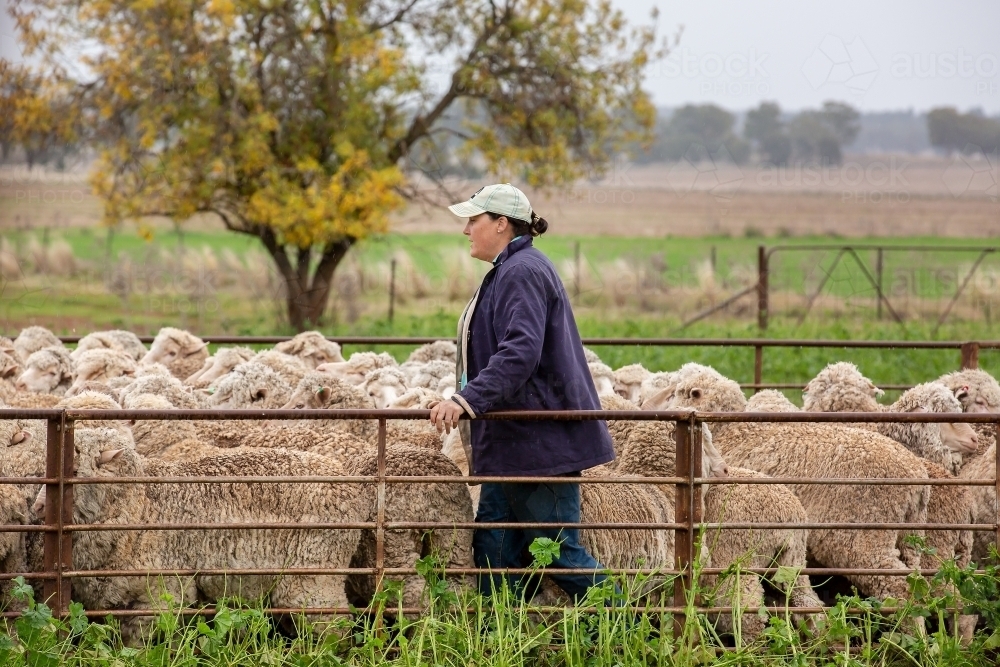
[473,473,609,601]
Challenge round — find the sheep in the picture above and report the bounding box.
[702,467,824,639]
[613,363,650,403]
[35,428,368,642]
[118,373,209,411]
[253,349,311,387]
[959,444,998,564]
[745,389,799,413]
[653,364,931,605]
[15,346,73,395]
[141,327,209,381]
[804,364,978,475]
[71,330,146,362]
[207,360,293,410]
[344,445,473,610]
[280,372,377,442]
[120,393,211,459]
[361,367,409,409]
[405,340,457,365]
[939,369,1000,461]
[400,359,455,390]
[582,347,602,364]
[184,346,255,388]
[66,348,137,397]
[209,422,367,464]
[588,362,616,398]
[274,331,344,368]
[13,326,62,363]
[317,352,397,386]
[55,391,132,438]
[0,423,29,603]
[639,372,679,406]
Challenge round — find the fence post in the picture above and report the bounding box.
[961,342,980,370]
[674,418,693,637]
[875,248,884,320]
[388,259,397,324]
[753,345,763,395]
[374,417,387,629]
[42,414,73,615]
[757,246,768,330]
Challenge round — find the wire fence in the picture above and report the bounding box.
[1,406,997,632]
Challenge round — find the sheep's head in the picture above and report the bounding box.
[66,349,136,397]
[207,361,290,409]
[939,369,1000,414]
[185,347,255,387]
[141,327,207,371]
[661,366,746,413]
[362,368,408,409]
[613,364,650,404]
[746,389,799,413]
[34,428,140,523]
[388,387,443,410]
[701,425,729,479]
[275,332,344,368]
[16,346,73,393]
[897,382,979,455]
[14,326,61,361]
[588,362,616,399]
[802,362,882,412]
[317,352,396,386]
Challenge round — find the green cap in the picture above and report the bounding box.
[447,183,532,220]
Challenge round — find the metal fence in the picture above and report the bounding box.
[1,406,998,633]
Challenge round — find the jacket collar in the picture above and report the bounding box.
[493,235,533,267]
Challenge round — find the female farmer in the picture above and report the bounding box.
[429,183,616,600]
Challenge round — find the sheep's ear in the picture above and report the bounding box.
[182,341,209,358]
[690,388,703,399]
[0,363,18,379]
[97,449,124,466]
[253,387,268,402]
[906,405,928,413]
[640,387,673,410]
[316,386,330,401]
[802,380,813,395]
[954,386,970,401]
[9,430,31,446]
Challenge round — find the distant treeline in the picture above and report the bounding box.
[633,103,1000,166]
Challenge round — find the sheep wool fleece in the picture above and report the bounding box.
[453,236,615,476]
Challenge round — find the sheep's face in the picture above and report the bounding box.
[282,385,330,410]
[614,380,642,404]
[186,357,235,387]
[67,351,136,397]
[955,386,1000,414]
[363,376,406,409]
[316,361,368,386]
[592,374,616,399]
[701,426,728,479]
[16,361,66,393]
[301,345,344,368]
[142,334,207,369]
[938,421,979,453]
[666,372,747,413]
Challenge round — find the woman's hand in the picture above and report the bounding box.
[429,399,465,434]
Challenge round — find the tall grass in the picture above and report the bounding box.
[3,548,1000,666]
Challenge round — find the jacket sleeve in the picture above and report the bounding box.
[453,263,548,417]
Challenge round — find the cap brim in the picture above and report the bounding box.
[447,201,488,218]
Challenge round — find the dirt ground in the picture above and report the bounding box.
[2,154,997,238]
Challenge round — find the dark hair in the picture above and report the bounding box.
[486,210,549,237]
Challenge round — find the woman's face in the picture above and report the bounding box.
[464,213,511,262]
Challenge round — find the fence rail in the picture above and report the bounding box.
[1,406,997,631]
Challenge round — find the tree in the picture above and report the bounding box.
[787,100,859,165]
[0,61,79,167]
[927,107,1000,154]
[654,104,749,164]
[9,0,659,330]
[743,101,790,165]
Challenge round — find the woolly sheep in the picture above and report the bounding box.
[582,347,602,364]
[66,348,137,397]
[36,430,368,642]
[344,445,473,610]
[0,424,28,603]
[317,352,397,386]
[274,331,344,368]
[55,391,132,438]
[120,393,208,459]
[639,372,679,406]
[184,346,255,387]
[657,364,932,605]
[71,330,146,362]
[959,444,998,564]
[280,371,377,442]
[15,346,73,395]
[802,362,883,413]
[209,422,365,464]
[702,467,824,639]
[613,364,650,403]
[401,359,455,390]
[405,340,457,365]
[745,389,799,413]
[13,326,62,363]
[118,373,209,411]
[588,362,616,398]
[141,327,209,380]
[207,360,293,409]
[253,349,311,387]
[362,367,409,409]
[939,369,1000,462]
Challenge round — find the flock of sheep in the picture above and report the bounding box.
[0,325,998,642]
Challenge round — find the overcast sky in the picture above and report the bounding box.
[2,0,998,114]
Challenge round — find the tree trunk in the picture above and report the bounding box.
[259,229,354,331]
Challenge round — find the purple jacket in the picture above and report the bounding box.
[451,236,615,476]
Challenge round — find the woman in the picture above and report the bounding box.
[429,183,616,601]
